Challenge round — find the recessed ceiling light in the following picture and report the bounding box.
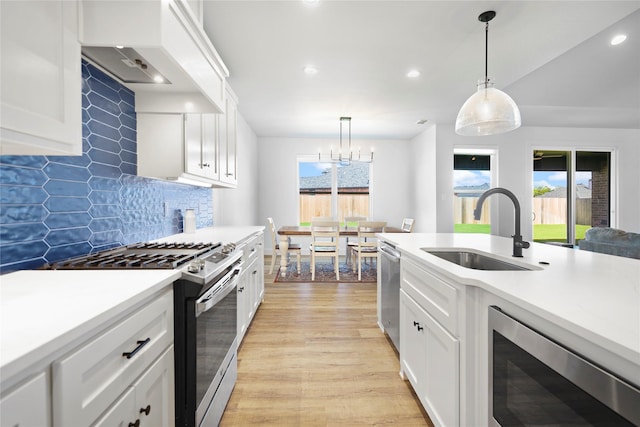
[303,65,318,75]
[407,70,420,78]
[116,45,124,49]
[610,34,627,45]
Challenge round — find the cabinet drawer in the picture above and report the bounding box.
[53,290,173,426]
[402,259,458,335]
[0,372,50,427]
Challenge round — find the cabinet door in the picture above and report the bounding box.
[202,114,219,180]
[237,271,250,342]
[92,387,136,427]
[399,290,426,394]
[135,346,174,427]
[218,97,237,185]
[0,372,50,427]
[424,310,459,427]
[0,0,82,155]
[185,114,206,178]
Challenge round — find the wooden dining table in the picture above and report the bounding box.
[276,225,405,274]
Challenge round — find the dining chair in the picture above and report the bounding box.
[401,218,415,232]
[267,217,301,274]
[344,216,367,265]
[350,221,386,280]
[309,220,340,281]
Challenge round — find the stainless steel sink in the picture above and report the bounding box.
[422,249,534,271]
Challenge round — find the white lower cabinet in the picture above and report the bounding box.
[53,290,174,426]
[0,372,50,427]
[93,346,174,427]
[400,258,461,427]
[238,232,264,343]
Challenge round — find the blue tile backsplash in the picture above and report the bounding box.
[0,60,213,273]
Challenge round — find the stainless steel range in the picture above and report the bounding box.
[44,240,244,427]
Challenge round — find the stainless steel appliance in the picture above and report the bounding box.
[380,241,401,351]
[489,306,640,426]
[44,241,244,427]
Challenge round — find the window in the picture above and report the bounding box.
[532,150,612,245]
[453,150,495,233]
[298,160,370,225]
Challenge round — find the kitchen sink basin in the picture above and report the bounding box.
[421,249,534,271]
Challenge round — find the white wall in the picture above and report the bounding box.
[212,113,260,225]
[433,125,640,240]
[409,124,437,232]
[257,136,413,254]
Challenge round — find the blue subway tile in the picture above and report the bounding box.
[44,180,89,197]
[45,212,92,229]
[87,91,120,116]
[89,176,121,191]
[87,133,121,153]
[0,205,48,224]
[86,62,122,92]
[89,217,122,233]
[120,137,136,153]
[0,156,48,168]
[89,230,123,247]
[82,123,91,138]
[87,105,122,129]
[43,162,91,182]
[119,113,136,130]
[0,258,47,274]
[88,162,122,179]
[82,94,90,108]
[45,242,93,263]
[45,227,92,246]
[87,76,120,102]
[119,126,136,141]
[89,190,119,205]
[0,165,48,186]
[46,153,91,167]
[120,162,136,176]
[119,89,135,108]
[45,197,91,212]
[82,109,91,124]
[0,223,49,244]
[0,241,49,264]
[89,204,122,218]
[88,148,121,165]
[1,185,48,204]
[86,118,121,141]
[119,149,136,164]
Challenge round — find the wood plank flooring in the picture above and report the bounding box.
[219,260,433,426]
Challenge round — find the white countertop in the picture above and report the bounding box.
[0,226,263,388]
[379,233,640,372]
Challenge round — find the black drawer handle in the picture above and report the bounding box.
[140,404,151,416]
[128,420,140,427]
[413,321,423,332]
[122,338,151,359]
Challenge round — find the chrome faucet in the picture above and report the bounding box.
[473,187,530,257]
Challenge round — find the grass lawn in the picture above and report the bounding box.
[454,223,591,243]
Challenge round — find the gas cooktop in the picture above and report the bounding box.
[43,242,222,270]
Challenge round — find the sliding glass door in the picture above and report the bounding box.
[532,150,611,245]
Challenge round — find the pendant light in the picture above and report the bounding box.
[455,11,521,136]
[317,117,374,165]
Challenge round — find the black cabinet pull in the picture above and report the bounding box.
[413,321,423,331]
[140,404,151,416]
[122,338,151,359]
[238,287,244,293]
[128,420,140,427]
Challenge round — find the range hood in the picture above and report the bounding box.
[80,0,229,114]
[82,46,171,85]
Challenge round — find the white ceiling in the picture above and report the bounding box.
[202,1,640,140]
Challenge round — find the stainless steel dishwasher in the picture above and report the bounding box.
[380,241,401,352]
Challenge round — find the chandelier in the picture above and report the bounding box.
[318,117,374,165]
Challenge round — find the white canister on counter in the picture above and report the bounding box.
[184,209,196,233]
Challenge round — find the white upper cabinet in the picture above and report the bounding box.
[0,0,82,156]
[79,0,228,114]
[218,93,238,186]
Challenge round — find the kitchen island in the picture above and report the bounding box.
[378,232,640,426]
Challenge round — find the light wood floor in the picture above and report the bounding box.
[219,260,434,426]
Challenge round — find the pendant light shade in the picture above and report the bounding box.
[455,11,521,136]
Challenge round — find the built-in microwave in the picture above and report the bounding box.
[488,306,640,426]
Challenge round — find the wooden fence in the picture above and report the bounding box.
[455,196,592,225]
[299,194,370,224]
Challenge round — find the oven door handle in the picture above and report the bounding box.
[195,262,243,317]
